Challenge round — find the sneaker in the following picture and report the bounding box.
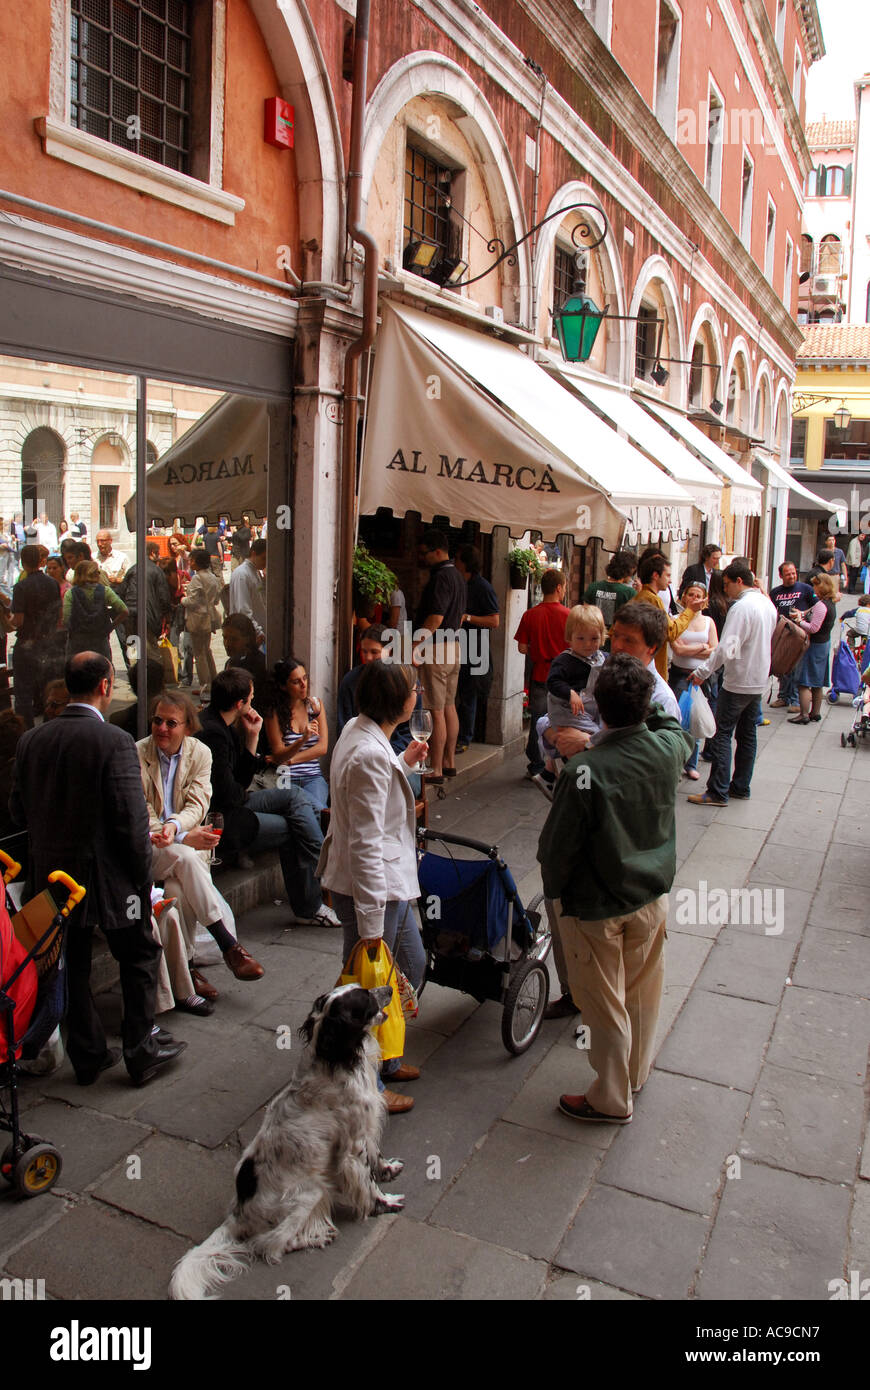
[687,792,728,806]
[289,905,342,928]
[558,1093,631,1124]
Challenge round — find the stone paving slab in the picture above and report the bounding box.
[739,1062,864,1184]
[431,1120,601,1261]
[92,1132,239,1242]
[0,1189,67,1265]
[792,926,870,997]
[673,853,755,892]
[768,812,835,852]
[795,765,851,793]
[502,1044,614,1151]
[691,824,767,863]
[781,787,843,822]
[341,1216,549,1300]
[808,884,870,933]
[556,1185,707,1299]
[832,814,870,848]
[663,931,714,988]
[596,1070,749,1215]
[715,798,787,830]
[407,981,480,1037]
[696,930,794,1005]
[544,1272,641,1300]
[765,987,869,1088]
[13,1098,151,1194]
[824,843,870,887]
[728,883,812,942]
[655,990,776,1093]
[5,1200,187,1300]
[695,1161,852,1301]
[752,843,827,892]
[849,1182,870,1272]
[215,1205,395,1301]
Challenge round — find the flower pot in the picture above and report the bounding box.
[509,563,528,590]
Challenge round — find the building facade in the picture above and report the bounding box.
[0,0,824,735]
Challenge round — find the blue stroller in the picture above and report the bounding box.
[417,829,551,1054]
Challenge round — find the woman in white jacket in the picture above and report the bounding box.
[318,661,428,1115]
[181,550,222,692]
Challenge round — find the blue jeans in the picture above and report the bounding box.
[778,670,798,705]
[332,894,426,1083]
[292,774,329,814]
[706,689,761,802]
[246,786,324,918]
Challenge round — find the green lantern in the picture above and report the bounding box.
[554,294,604,363]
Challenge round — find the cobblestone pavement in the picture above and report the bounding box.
[1,697,868,1301]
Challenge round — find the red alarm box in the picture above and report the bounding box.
[264,98,294,150]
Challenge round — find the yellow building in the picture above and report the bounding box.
[791,325,870,570]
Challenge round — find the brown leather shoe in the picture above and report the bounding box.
[544,994,580,1020]
[191,967,219,1001]
[383,1088,415,1114]
[223,944,265,980]
[384,1064,420,1082]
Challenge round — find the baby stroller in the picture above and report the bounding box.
[416,829,551,1054]
[841,683,870,748]
[0,845,86,1198]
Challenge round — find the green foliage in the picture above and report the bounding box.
[353,543,397,605]
[507,545,547,581]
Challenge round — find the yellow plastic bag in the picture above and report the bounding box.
[159,634,179,681]
[339,938,406,1062]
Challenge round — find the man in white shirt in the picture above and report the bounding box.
[688,560,777,807]
[95,529,129,587]
[228,537,267,644]
[34,513,58,552]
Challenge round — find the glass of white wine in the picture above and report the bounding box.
[409,708,433,772]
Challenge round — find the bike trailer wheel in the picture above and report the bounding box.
[501,959,549,1055]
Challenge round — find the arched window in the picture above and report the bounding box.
[21,427,66,525]
[822,165,845,197]
[818,234,841,275]
[799,233,814,276]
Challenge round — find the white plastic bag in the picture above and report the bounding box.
[688,686,716,741]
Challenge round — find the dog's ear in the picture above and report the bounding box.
[299,992,330,1045]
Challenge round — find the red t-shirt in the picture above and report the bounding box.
[514,602,570,683]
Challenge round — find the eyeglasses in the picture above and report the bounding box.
[151,716,183,729]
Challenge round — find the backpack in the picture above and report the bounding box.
[770,615,810,676]
[69,584,112,644]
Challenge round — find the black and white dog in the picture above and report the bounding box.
[169,984,405,1300]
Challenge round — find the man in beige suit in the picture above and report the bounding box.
[136,690,265,993]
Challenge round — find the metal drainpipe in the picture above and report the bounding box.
[339,0,378,680]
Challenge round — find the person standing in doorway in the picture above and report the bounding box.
[454,544,500,753]
[228,538,267,647]
[514,568,570,779]
[414,530,465,783]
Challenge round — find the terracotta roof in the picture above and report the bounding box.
[805,118,856,150]
[797,325,870,360]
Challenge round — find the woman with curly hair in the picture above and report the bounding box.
[262,657,329,812]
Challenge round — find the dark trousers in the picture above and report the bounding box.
[65,912,161,1075]
[456,665,492,745]
[244,786,324,919]
[706,688,762,802]
[525,679,548,772]
[12,641,47,729]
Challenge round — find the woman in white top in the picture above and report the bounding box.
[317,661,428,1115]
[668,581,718,779]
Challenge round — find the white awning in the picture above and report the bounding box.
[756,453,832,511]
[550,367,723,520]
[361,302,694,548]
[643,400,764,517]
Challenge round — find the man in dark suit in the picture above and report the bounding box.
[677,543,723,599]
[10,652,186,1086]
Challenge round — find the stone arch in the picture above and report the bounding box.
[686,303,725,412]
[362,53,530,322]
[752,361,775,444]
[21,426,67,525]
[725,337,753,434]
[533,182,627,379]
[629,256,687,402]
[772,379,792,463]
[251,0,345,283]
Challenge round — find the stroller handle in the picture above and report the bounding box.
[417,827,499,859]
[47,871,87,917]
[0,848,21,883]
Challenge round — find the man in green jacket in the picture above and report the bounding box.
[537,654,693,1123]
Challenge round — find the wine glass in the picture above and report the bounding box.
[409,708,433,772]
[204,812,223,867]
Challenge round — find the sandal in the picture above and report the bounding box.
[443,767,457,778]
[788,715,809,724]
[684,768,700,780]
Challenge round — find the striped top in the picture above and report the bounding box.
[276,699,321,782]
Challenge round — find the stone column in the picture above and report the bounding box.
[485,526,528,747]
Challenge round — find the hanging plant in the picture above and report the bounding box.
[507,545,546,588]
[353,543,397,606]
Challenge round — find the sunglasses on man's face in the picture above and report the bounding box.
[152,716,184,729]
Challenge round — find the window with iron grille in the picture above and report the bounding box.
[70,0,193,173]
[551,245,577,326]
[403,143,458,267]
[634,304,659,380]
[99,485,120,530]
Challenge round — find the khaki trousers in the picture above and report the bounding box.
[557,894,668,1118]
[189,630,217,688]
[150,842,235,944]
[151,902,196,1013]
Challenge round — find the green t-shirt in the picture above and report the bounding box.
[581,579,635,628]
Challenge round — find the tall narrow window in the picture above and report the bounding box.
[403,141,460,273]
[655,1,681,140]
[784,235,793,309]
[818,234,841,274]
[740,152,754,248]
[635,304,659,380]
[552,244,578,328]
[799,233,814,277]
[705,84,724,206]
[99,485,120,530]
[793,47,802,109]
[689,342,705,407]
[775,0,786,57]
[765,199,776,281]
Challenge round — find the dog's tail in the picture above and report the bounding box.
[168,1222,252,1301]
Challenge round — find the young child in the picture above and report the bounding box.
[538,604,606,787]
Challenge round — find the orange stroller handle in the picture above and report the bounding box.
[0,849,21,883]
[47,871,87,917]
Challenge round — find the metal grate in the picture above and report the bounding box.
[403,143,454,260]
[70,0,191,173]
[635,305,659,380]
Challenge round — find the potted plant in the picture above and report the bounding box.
[507,545,546,589]
[352,543,397,610]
